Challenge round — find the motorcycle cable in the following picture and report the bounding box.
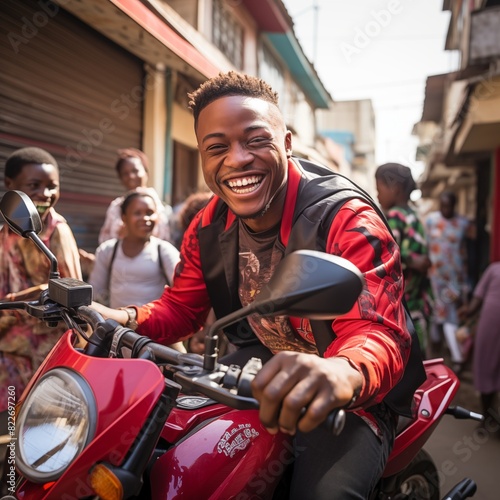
[60,309,101,348]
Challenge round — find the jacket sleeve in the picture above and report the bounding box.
[323,199,410,409]
[136,210,211,344]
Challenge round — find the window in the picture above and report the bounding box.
[212,0,243,68]
[260,44,285,101]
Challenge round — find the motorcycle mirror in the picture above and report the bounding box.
[203,250,364,370]
[0,190,60,279]
[0,190,43,236]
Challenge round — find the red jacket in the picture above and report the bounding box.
[137,159,412,411]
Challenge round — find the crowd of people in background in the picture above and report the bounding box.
[374,162,500,433]
[1,141,498,441]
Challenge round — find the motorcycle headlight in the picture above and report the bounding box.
[16,368,96,483]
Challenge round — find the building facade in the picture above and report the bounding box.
[0,0,334,251]
[414,0,500,278]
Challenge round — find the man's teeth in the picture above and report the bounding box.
[227,176,262,193]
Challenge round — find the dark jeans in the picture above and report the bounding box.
[220,344,396,499]
[290,406,395,499]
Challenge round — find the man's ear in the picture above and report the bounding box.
[4,177,13,189]
[285,130,293,158]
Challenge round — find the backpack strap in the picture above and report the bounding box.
[106,239,120,293]
[157,240,171,287]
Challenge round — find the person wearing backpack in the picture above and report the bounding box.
[89,190,184,351]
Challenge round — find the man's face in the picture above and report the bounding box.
[196,95,292,231]
[5,163,60,220]
[439,197,455,219]
[375,178,396,212]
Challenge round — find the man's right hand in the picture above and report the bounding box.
[91,301,129,326]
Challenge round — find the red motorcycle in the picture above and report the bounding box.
[0,190,482,500]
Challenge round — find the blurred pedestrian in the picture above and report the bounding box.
[425,190,470,372]
[89,190,184,352]
[98,148,172,244]
[375,162,433,355]
[170,190,212,250]
[459,261,500,426]
[90,190,179,307]
[0,147,82,410]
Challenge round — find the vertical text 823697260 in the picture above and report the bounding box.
[5,386,17,496]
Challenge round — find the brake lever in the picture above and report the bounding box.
[0,298,63,325]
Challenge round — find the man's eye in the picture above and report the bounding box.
[249,137,269,146]
[206,144,226,152]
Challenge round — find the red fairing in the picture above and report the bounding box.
[151,410,293,499]
[15,331,165,500]
[382,359,459,477]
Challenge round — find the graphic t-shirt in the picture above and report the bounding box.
[238,219,317,354]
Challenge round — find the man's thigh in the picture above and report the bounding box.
[290,409,395,500]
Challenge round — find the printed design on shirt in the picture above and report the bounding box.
[295,318,315,344]
[347,225,405,342]
[239,251,261,304]
[238,241,316,354]
[217,423,259,457]
[176,227,199,276]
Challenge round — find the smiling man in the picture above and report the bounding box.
[100,72,424,498]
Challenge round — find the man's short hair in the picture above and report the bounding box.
[188,71,279,126]
[4,147,58,180]
[440,190,456,206]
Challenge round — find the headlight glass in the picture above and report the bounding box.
[16,368,96,482]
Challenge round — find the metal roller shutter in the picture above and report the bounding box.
[0,0,144,251]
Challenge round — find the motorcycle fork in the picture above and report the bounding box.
[92,379,181,499]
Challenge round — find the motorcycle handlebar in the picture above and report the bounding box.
[1,296,346,436]
[104,324,346,436]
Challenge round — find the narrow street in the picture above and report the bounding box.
[423,367,499,500]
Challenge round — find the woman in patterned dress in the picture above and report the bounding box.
[376,162,433,355]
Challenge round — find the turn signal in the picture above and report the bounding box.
[89,464,123,500]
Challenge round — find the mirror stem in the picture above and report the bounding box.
[28,231,60,279]
[202,304,258,371]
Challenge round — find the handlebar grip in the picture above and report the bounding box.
[323,408,346,436]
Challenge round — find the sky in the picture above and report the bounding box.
[282,0,459,179]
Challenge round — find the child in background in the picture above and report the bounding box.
[0,147,82,410]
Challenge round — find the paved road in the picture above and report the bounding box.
[422,367,499,500]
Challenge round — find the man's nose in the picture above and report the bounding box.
[224,143,253,168]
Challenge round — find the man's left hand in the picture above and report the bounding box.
[251,352,363,435]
